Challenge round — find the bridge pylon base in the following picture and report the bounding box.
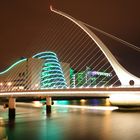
[46,97,52,114]
[9,108,15,119]
[46,105,51,114]
[8,97,16,119]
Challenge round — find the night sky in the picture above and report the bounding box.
[0,0,140,76]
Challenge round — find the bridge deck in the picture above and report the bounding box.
[0,87,140,98]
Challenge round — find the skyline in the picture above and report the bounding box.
[0,0,140,76]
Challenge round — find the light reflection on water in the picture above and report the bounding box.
[0,99,140,140]
[0,117,7,140]
[53,98,111,106]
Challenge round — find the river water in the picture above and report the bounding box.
[0,99,140,140]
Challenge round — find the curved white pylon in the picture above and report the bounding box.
[50,6,140,86]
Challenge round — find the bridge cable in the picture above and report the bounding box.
[81,21,140,52]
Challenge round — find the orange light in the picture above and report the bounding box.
[7,82,12,86]
[33,101,43,107]
[35,84,39,87]
[0,83,3,86]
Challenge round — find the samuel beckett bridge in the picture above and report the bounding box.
[0,6,140,119]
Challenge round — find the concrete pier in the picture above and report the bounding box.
[8,97,16,119]
[46,97,52,114]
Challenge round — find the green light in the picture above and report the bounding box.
[32,51,56,58]
[38,55,58,60]
[42,81,66,87]
[0,58,27,75]
[33,51,67,89]
[54,100,69,105]
[41,73,64,79]
[42,77,65,82]
[44,62,61,67]
[42,69,63,75]
[42,66,62,70]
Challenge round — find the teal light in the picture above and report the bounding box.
[32,51,56,58]
[38,55,58,60]
[33,51,67,89]
[42,69,63,74]
[41,73,64,79]
[44,62,61,67]
[54,100,69,105]
[42,77,66,83]
[0,58,27,75]
[42,81,66,86]
[42,66,62,71]
[42,66,61,70]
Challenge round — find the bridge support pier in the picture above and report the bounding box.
[8,97,16,119]
[46,97,52,114]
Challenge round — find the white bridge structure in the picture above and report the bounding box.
[50,6,140,86]
[0,6,140,118]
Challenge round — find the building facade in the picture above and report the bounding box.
[0,51,68,91]
[0,51,112,91]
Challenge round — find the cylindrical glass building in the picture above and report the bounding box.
[33,51,67,89]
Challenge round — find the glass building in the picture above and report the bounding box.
[33,51,67,89]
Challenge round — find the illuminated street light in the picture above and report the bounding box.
[0,83,3,86]
[35,84,39,87]
[7,82,12,86]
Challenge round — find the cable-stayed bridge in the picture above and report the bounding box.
[0,6,140,118]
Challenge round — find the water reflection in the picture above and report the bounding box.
[101,110,111,140]
[0,118,8,140]
[53,99,118,111]
[0,100,140,140]
[8,119,15,129]
[54,98,111,106]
